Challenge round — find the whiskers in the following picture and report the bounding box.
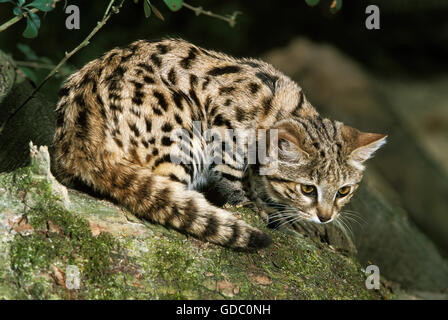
[265,204,364,238]
[334,218,354,239]
[267,207,310,230]
[339,209,365,229]
[333,209,364,240]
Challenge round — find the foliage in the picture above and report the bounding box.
[15,43,75,84]
[137,0,184,19]
[0,0,57,38]
[163,0,183,12]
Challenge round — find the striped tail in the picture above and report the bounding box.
[58,158,272,250]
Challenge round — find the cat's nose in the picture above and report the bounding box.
[316,207,332,223]
[317,215,331,223]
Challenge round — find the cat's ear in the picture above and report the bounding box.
[342,125,387,164]
[271,120,309,162]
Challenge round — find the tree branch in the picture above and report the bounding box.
[0,8,37,33]
[0,0,62,33]
[182,2,241,27]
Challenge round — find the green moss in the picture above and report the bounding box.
[2,167,133,299]
[0,150,394,300]
[125,214,389,300]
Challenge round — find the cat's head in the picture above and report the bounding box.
[257,117,387,224]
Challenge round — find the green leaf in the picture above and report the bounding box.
[27,10,41,28]
[23,18,38,38]
[13,6,22,15]
[22,12,40,38]
[17,43,39,60]
[18,66,38,83]
[330,0,342,13]
[305,0,320,6]
[18,0,25,6]
[143,0,151,18]
[0,0,15,3]
[150,3,164,21]
[26,0,55,12]
[38,56,52,64]
[163,0,183,12]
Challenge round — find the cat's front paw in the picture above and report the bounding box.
[225,189,250,206]
[248,200,277,223]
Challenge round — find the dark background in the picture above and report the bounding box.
[1,0,448,98]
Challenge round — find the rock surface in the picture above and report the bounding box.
[0,144,392,299]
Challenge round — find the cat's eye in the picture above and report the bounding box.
[300,184,316,196]
[337,186,351,198]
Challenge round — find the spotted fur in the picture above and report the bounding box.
[53,38,386,250]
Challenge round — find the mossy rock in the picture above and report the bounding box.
[0,144,392,299]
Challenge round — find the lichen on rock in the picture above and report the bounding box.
[0,143,392,299]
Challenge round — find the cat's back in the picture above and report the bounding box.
[52,38,233,181]
[53,38,302,184]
